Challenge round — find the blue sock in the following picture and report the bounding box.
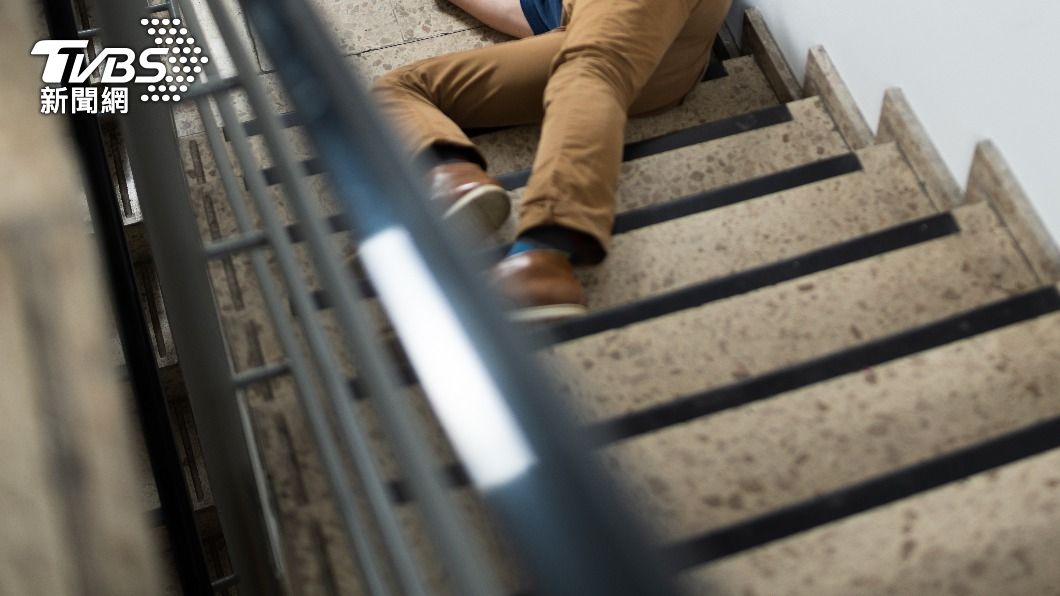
[506,226,582,260]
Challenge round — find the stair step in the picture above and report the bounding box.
[541,202,1038,425]
[312,141,936,484]
[227,31,736,142]
[351,386,460,483]
[333,201,1036,485]
[475,55,780,176]
[307,99,847,309]
[257,55,782,192]
[495,97,848,242]
[253,382,523,594]
[604,297,1060,545]
[684,411,1060,595]
[579,142,934,310]
[397,491,528,596]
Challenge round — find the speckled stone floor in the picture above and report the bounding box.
[171,3,1060,595]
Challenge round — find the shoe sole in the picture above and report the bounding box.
[510,303,589,324]
[443,184,511,234]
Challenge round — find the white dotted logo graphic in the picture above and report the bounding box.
[139,17,208,103]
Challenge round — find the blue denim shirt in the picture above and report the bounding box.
[520,0,564,35]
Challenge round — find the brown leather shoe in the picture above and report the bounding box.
[490,250,588,322]
[427,161,511,233]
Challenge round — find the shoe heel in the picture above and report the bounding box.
[444,185,511,233]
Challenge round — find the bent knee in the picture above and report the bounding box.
[373,65,413,93]
[371,64,434,103]
[550,45,639,101]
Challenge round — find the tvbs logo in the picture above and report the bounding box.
[33,18,208,115]
[33,40,169,85]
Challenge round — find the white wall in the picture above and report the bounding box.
[729,0,1060,240]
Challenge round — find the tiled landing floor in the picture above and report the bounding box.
[174,0,507,136]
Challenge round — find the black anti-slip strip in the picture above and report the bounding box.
[495,104,794,190]
[309,152,860,308]
[613,153,862,235]
[701,56,728,81]
[241,111,506,141]
[347,360,417,399]
[622,103,793,162]
[544,212,959,345]
[664,381,1060,568]
[304,150,849,309]
[285,212,349,243]
[229,111,302,141]
[387,463,470,503]
[483,152,860,263]
[712,34,732,61]
[263,156,324,186]
[594,287,1060,443]
[291,151,856,268]
[304,276,376,310]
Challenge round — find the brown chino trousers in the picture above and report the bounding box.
[372,0,732,261]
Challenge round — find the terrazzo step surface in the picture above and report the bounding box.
[301,99,848,309]
[542,202,1038,424]
[313,119,862,319]
[578,142,934,310]
[396,492,528,595]
[603,304,1060,544]
[245,374,525,595]
[330,145,1001,483]
[495,97,849,241]
[336,197,1021,484]
[215,57,778,196]
[687,424,1060,595]
[476,55,779,175]
[170,0,1060,589]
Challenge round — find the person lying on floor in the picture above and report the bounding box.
[373,0,732,321]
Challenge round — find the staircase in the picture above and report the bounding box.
[160,4,1060,595]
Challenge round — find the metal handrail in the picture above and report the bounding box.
[42,0,213,593]
[92,2,286,594]
[96,0,684,591]
[240,0,683,590]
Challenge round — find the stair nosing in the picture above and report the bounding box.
[495,103,795,191]
[612,152,862,235]
[259,103,797,189]
[662,359,1060,568]
[364,288,1060,503]
[591,286,1060,443]
[542,212,960,345]
[310,150,871,310]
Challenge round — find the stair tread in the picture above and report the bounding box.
[350,142,929,482]
[580,142,934,310]
[605,305,1060,544]
[397,490,527,595]
[248,55,779,191]
[476,55,780,176]
[497,97,849,240]
[687,430,1060,595]
[542,202,1038,424]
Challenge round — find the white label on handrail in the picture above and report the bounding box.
[360,227,537,490]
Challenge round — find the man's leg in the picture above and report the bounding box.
[371,31,565,167]
[519,0,732,262]
[372,0,731,319]
[372,31,567,231]
[371,0,728,200]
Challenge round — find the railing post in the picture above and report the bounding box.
[40,1,214,593]
[90,0,284,592]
